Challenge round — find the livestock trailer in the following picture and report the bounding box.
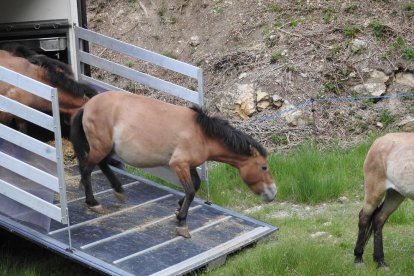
[0,1,277,275]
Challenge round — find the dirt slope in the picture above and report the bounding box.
[86,0,414,149]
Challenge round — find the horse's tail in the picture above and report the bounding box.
[361,206,381,247]
[28,55,98,99]
[70,108,89,169]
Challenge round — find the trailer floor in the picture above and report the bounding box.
[0,166,277,276]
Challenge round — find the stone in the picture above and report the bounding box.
[338,196,348,203]
[234,83,256,119]
[395,72,414,87]
[350,39,367,52]
[352,82,386,97]
[257,100,270,111]
[271,94,284,108]
[189,35,200,47]
[310,231,331,239]
[280,101,307,127]
[256,90,269,102]
[376,122,384,129]
[238,72,248,79]
[370,70,389,83]
[398,117,414,132]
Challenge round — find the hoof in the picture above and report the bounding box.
[176,226,191,238]
[377,262,389,270]
[114,191,126,203]
[88,204,106,214]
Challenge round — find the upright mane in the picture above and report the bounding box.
[1,44,97,98]
[191,106,267,157]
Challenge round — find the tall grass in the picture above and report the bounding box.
[201,138,376,207]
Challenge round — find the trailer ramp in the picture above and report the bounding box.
[1,165,277,275]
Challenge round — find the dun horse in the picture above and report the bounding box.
[354,132,414,267]
[70,91,277,238]
[0,45,96,132]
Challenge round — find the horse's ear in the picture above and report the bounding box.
[250,146,259,157]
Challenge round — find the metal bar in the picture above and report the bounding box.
[48,194,173,235]
[0,124,56,162]
[74,26,200,79]
[80,74,125,92]
[50,88,68,224]
[0,179,62,222]
[0,151,59,192]
[0,66,53,101]
[81,205,202,250]
[152,227,270,276]
[113,216,232,264]
[0,95,54,131]
[78,51,200,104]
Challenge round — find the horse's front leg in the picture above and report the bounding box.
[176,168,201,215]
[171,164,198,238]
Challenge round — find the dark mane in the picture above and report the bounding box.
[1,44,97,98]
[191,106,267,157]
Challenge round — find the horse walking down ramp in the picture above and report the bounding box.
[354,132,414,267]
[70,91,277,238]
[0,46,96,132]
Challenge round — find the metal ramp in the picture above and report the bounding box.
[0,26,278,275]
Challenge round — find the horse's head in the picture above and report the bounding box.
[238,147,277,202]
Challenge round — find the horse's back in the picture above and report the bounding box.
[365,133,414,198]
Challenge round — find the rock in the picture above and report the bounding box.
[398,117,414,132]
[323,221,332,226]
[310,231,331,239]
[395,72,414,87]
[350,39,367,52]
[376,122,384,129]
[257,101,270,111]
[338,196,348,203]
[352,82,386,97]
[238,72,248,79]
[271,94,284,108]
[280,101,307,127]
[256,90,269,102]
[189,35,200,47]
[234,84,256,119]
[370,70,389,83]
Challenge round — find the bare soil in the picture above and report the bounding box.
[85,0,414,150]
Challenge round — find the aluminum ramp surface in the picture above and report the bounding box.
[0,166,278,275]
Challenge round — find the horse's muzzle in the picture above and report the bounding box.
[260,183,277,202]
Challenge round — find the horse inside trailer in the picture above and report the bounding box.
[0,1,278,275]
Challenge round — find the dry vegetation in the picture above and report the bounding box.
[86,0,414,150]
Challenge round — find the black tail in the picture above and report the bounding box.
[28,55,98,98]
[70,108,89,169]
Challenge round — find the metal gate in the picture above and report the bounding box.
[0,65,68,225]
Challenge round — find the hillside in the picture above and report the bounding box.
[86,0,414,149]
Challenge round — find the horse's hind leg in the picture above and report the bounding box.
[372,189,404,268]
[98,157,125,202]
[354,178,386,264]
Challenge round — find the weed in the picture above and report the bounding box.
[271,134,289,146]
[161,50,178,59]
[270,50,284,64]
[157,7,166,17]
[343,24,361,39]
[369,19,387,40]
[126,80,135,92]
[379,109,395,127]
[403,47,414,60]
[323,81,340,95]
[403,2,414,17]
[126,60,135,68]
[344,4,358,13]
[270,3,282,13]
[322,8,336,24]
[170,16,177,24]
[389,37,414,60]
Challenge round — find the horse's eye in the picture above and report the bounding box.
[261,165,268,171]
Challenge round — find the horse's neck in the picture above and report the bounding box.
[205,139,248,169]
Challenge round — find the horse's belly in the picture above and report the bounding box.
[114,143,171,168]
[386,159,414,199]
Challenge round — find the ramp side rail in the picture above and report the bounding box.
[0,66,68,224]
[73,26,207,185]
